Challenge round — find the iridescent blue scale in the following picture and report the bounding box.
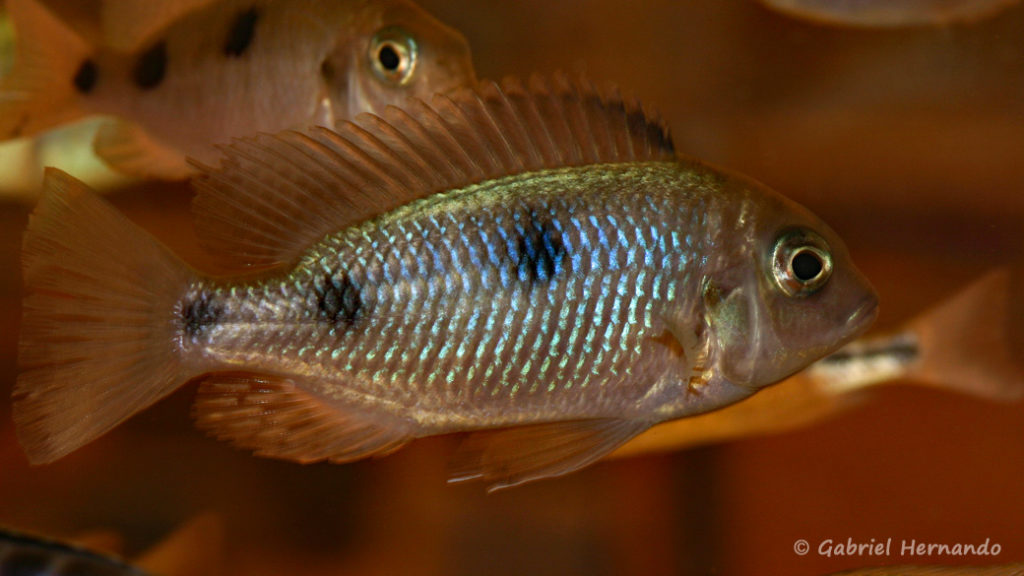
[186,163,722,429]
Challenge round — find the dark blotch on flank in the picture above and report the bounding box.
[509,214,567,286]
[133,41,167,89]
[223,7,260,57]
[72,59,98,93]
[182,295,222,336]
[1,550,50,576]
[316,272,363,325]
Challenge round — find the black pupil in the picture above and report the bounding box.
[791,250,823,282]
[378,44,401,71]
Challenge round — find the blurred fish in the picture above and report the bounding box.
[831,562,1024,575]
[615,267,1024,457]
[0,530,147,576]
[15,75,877,490]
[0,514,223,576]
[0,7,13,79]
[758,0,1023,27]
[0,0,476,180]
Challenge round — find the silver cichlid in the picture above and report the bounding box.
[16,75,877,489]
[0,0,476,179]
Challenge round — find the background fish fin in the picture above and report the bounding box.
[93,119,191,180]
[192,373,414,463]
[135,513,224,576]
[191,72,676,268]
[16,169,197,464]
[449,418,650,491]
[33,0,103,46]
[100,0,218,52]
[0,0,91,141]
[908,266,1024,401]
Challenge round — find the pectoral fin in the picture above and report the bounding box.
[192,373,413,463]
[93,120,191,180]
[449,418,650,491]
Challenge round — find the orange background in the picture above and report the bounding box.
[1,1,1023,574]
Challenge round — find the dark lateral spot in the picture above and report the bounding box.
[509,214,567,286]
[1,550,50,576]
[223,7,259,57]
[316,272,363,325]
[133,41,167,90]
[72,59,98,93]
[182,295,222,337]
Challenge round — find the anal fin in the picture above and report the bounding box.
[192,373,413,464]
[450,419,650,491]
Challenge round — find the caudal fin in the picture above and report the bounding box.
[16,168,196,464]
[0,0,90,140]
[909,267,1024,401]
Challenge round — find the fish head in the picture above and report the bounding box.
[700,173,878,390]
[323,0,477,121]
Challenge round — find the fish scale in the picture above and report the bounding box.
[181,164,711,428]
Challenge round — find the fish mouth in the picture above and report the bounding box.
[846,297,880,336]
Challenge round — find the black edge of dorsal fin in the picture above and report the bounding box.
[191,72,677,268]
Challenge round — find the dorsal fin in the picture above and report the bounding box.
[191,73,677,268]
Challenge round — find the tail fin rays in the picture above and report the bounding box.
[16,168,196,463]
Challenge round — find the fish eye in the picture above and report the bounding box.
[369,27,418,85]
[771,230,833,297]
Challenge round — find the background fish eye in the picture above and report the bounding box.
[771,230,833,296]
[369,27,418,84]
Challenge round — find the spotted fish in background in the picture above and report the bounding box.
[16,75,877,490]
[0,0,476,179]
[759,0,1022,27]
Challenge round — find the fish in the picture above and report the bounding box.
[0,0,477,180]
[15,75,878,490]
[613,266,1024,457]
[830,562,1024,575]
[758,0,1022,27]
[0,514,223,576]
[0,529,149,576]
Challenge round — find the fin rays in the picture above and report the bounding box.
[191,73,676,267]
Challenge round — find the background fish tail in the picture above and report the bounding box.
[0,0,91,140]
[910,267,1024,401]
[16,169,196,464]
